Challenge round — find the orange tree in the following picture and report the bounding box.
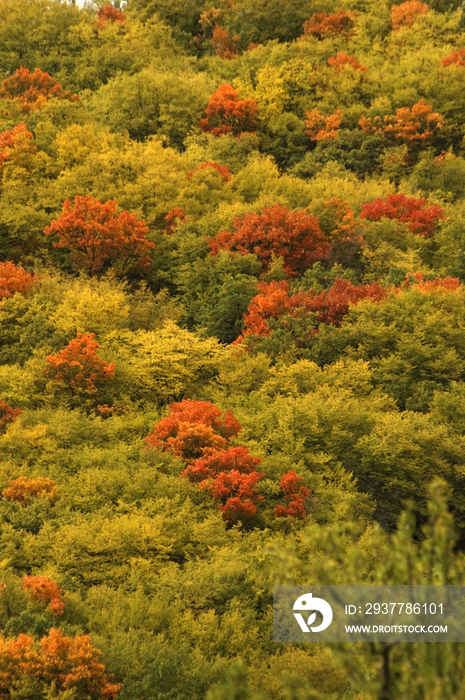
[0,66,79,113]
[44,196,155,277]
[199,83,258,136]
[0,261,35,299]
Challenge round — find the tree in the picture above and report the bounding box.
[199,84,258,136]
[274,471,310,519]
[0,398,21,430]
[181,446,262,482]
[2,477,58,506]
[360,194,445,237]
[0,66,79,113]
[188,161,232,182]
[207,203,330,276]
[0,123,36,170]
[97,5,127,27]
[44,196,155,276]
[359,100,444,147]
[391,1,429,30]
[200,469,264,524]
[145,399,242,461]
[305,109,343,141]
[44,332,115,394]
[0,261,35,299]
[300,10,358,39]
[328,53,367,73]
[211,26,240,59]
[22,575,65,616]
[441,49,465,66]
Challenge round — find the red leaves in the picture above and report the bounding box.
[240,278,386,338]
[391,0,429,30]
[0,629,121,699]
[23,576,65,617]
[0,261,35,299]
[0,123,36,170]
[275,471,310,519]
[208,203,330,276]
[2,477,58,506]
[0,67,79,113]
[305,109,343,141]
[360,194,445,237]
[164,207,187,234]
[402,272,460,292]
[97,4,126,26]
[359,100,444,146]
[44,333,115,394]
[328,53,367,72]
[199,83,258,137]
[44,196,155,276]
[200,470,264,524]
[0,399,21,431]
[440,49,465,66]
[181,445,262,482]
[188,161,232,182]
[301,10,358,39]
[145,399,241,462]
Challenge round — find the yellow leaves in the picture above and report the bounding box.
[53,124,116,169]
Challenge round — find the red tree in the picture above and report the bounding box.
[0,123,36,170]
[440,49,465,66]
[208,203,330,276]
[2,477,58,506]
[200,469,264,524]
[44,333,115,394]
[275,471,310,519]
[0,261,35,299]
[359,100,444,146]
[97,4,126,26]
[145,399,242,462]
[301,10,358,39]
[23,575,65,617]
[391,0,429,29]
[181,446,262,483]
[0,629,120,699]
[328,53,367,72]
[0,399,21,430]
[0,67,79,113]
[44,196,155,276]
[360,194,445,237]
[199,83,258,136]
[188,161,232,182]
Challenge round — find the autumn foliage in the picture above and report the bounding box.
[0,399,21,431]
[391,1,429,30]
[305,108,343,141]
[200,469,264,524]
[208,203,330,276]
[359,100,443,145]
[44,196,155,276]
[301,10,358,39]
[23,575,65,616]
[0,261,35,299]
[44,333,115,393]
[0,629,120,699]
[145,399,242,462]
[328,53,367,72]
[164,207,187,234]
[181,445,262,482]
[188,161,232,182]
[275,471,310,519]
[0,123,36,170]
[402,272,460,292]
[211,26,240,59]
[440,49,465,67]
[2,477,58,506]
[97,4,126,26]
[360,194,445,237]
[0,67,79,113]
[199,83,258,136]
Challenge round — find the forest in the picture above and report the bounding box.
[2,0,465,696]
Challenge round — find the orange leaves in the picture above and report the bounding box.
[188,161,232,182]
[22,575,65,616]
[440,49,465,66]
[0,399,21,431]
[44,196,155,276]
[0,123,36,170]
[391,0,429,30]
[208,203,330,276]
[305,108,343,141]
[199,83,258,137]
[275,471,310,519]
[328,53,367,72]
[211,26,240,59]
[360,194,445,237]
[181,445,262,483]
[0,261,35,299]
[44,333,115,394]
[2,477,58,506]
[402,272,460,292]
[200,470,264,525]
[301,10,358,39]
[0,629,121,699]
[97,4,126,26]
[0,67,79,113]
[359,100,443,145]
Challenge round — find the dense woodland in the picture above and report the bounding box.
[3,0,465,697]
